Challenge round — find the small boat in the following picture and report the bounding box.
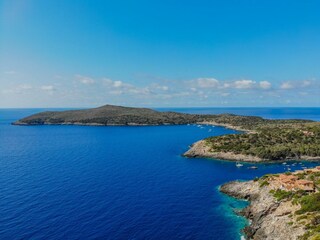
[248,166,258,170]
[236,162,243,167]
[282,162,287,165]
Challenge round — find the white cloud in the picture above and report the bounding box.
[75,74,95,84]
[193,78,219,88]
[280,82,294,89]
[259,81,272,89]
[102,78,152,96]
[113,81,122,88]
[280,80,317,90]
[223,83,231,88]
[233,80,256,89]
[103,78,134,89]
[4,72,315,107]
[155,85,169,91]
[113,80,127,88]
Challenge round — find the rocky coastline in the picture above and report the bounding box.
[183,140,263,162]
[184,140,320,163]
[220,180,305,240]
[221,167,320,239]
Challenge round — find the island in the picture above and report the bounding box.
[221,167,320,240]
[12,104,203,126]
[13,104,310,128]
[14,104,320,162]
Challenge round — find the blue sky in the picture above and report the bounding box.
[1,0,320,108]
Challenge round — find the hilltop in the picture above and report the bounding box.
[13,104,203,126]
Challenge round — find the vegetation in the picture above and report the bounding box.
[299,215,320,240]
[256,170,320,240]
[270,189,295,201]
[204,113,312,131]
[13,104,205,126]
[296,193,320,215]
[205,122,320,161]
[14,104,314,130]
[259,180,269,187]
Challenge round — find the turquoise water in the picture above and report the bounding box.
[0,108,319,239]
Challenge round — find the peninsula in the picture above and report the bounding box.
[221,167,320,240]
[184,119,320,162]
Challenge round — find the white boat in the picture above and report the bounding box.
[236,162,244,167]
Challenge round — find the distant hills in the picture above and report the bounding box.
[13,104,312,127]
[12,104,204,126]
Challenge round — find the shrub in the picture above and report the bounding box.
[259,180,269,187]
[296,193,320,215]
[271,189,294,201]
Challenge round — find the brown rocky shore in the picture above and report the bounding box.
[183,140,320,162]
[183,140,262,162]
[220,167,320,240]
[221,180,305,239]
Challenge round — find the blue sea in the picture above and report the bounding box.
[1,108,320,240]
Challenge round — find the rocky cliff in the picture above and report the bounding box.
[220,168,320,239]
[221,180,305,239]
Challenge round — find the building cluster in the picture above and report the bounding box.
[269,166,320,192]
